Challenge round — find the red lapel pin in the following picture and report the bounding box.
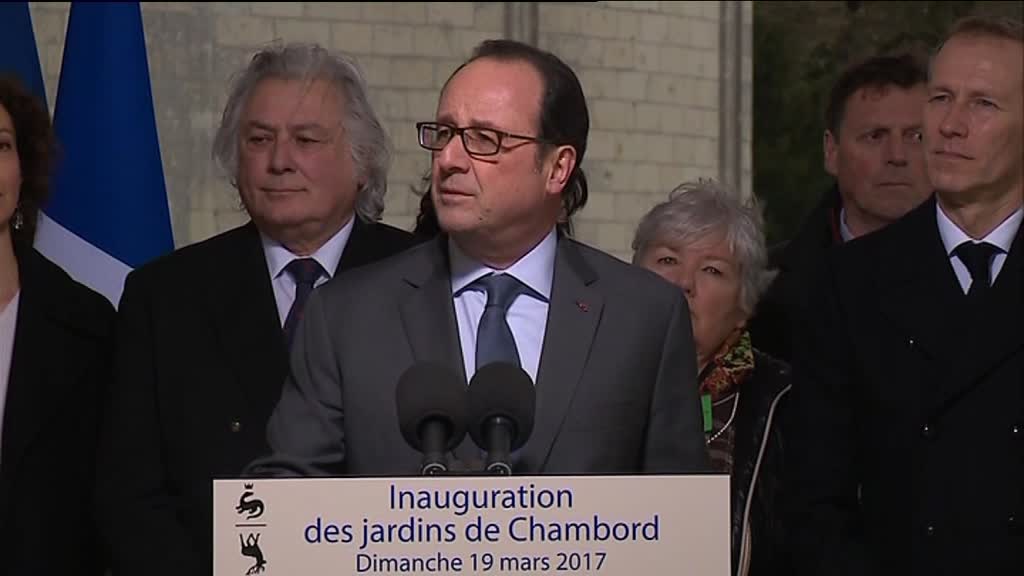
[576,300,589,312]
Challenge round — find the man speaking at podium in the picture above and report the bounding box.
[252,40,709,477]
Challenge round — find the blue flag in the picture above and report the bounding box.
[0,2,47,104]
[35,1,173,306]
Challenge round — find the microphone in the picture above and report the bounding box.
[467,363,536,476]
[395,363,468,475]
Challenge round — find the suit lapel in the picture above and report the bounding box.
[208,223,288,420]
[398,238,466,381]
[1,247,103,491]
[873,197,963,365]
[395,236,607,470]
[935,222,1024,413]
[873,199,1024,414]
[522,237,603,471]
[397,239,479,463]
[0,281,48,486]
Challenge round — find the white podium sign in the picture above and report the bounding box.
[214,474,730,575]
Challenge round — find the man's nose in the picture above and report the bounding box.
[939,102,969,139]
[885,137,909,166]
[434,132,470,174]
[269,138,295,173]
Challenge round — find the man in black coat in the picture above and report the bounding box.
[789,16,1023,575]
[97,44,415,576]
[750,53,931,362]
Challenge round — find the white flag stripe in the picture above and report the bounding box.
[35,212,132,307]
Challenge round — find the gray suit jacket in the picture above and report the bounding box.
[253,234,708,476]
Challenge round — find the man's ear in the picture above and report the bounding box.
[545,144,577,197]
[824,129,839,177]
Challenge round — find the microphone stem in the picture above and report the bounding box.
[485,416,514,475]
[420,420,450,476]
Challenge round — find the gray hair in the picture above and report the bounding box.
[212,43,390,222]
[631,179,776,315]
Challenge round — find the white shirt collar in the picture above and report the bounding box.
[448,228,557,300]
[838,207,855,243]
[936,202,1022,256]
[260,216,355,280]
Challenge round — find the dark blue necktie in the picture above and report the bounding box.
[283,258,325,348]
[954,241,1000,299]
[474,273,530,370]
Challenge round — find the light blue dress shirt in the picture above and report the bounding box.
[449,228,557,385]
[260,216,354,326]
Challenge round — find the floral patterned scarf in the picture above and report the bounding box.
[699,330,754,473]
[700,330,754,401]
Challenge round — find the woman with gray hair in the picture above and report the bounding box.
[633,179,791,576]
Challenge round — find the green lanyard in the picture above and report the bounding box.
[701,393,713,433]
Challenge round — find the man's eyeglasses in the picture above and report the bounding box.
[416,122,549,157]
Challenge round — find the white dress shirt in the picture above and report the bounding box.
[261,216,354,326]
[449,228,557,385]
[936,203,1022,294]
[0,290,20,460]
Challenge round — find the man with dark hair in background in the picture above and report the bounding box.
[249,39,709,478]
[750,53,930,362]
[789,15,1023,575]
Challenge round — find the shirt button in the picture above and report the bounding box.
[1009,514,1020,531]
[908,337,916,348]
[230,420,242,433]
[1012,425,1021,437]
[925,524,935,537]
[921,424,934,439]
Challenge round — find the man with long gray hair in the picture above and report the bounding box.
[97,43,414,575]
